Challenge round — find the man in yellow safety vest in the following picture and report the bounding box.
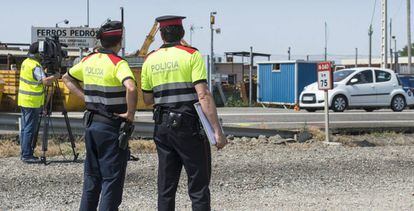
[18,42,59,163]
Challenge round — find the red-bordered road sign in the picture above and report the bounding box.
[317,62,333,90]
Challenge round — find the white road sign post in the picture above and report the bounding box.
[31,26,99,49]
[317,62,333,142]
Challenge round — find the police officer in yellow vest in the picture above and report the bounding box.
[18,42,59,163]
[141,15,227,211]
[62,20,137,210]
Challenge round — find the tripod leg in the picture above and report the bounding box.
[41,114,49,164]
[40,84,54,165]
[55,81,78,161]
[63,110,78,161]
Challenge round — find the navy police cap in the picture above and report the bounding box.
[97,20,123,39]
[156,15,186,28]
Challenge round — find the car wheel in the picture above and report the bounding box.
[391,95,406,112]
[305,109,316,112]
[332,95,348,112]
[363,108,375,112]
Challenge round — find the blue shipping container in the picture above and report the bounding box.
[257,61,318,105]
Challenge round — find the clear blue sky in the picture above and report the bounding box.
[0,0,410,58]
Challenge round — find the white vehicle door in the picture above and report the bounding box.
[374,70,393,105]
[345,69,376,106]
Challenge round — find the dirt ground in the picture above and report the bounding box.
[0,133,414,210]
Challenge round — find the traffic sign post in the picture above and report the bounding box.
[317,62,333,142]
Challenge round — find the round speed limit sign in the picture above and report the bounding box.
[317,62,333,90]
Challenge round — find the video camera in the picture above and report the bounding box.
[39,35,68,75]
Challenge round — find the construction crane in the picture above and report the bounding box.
[135,21,191,57]
[136,21,159,57]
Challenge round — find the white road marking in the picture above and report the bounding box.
[225,120,414,125]
[217,111,414,116]
[62,110,414,118]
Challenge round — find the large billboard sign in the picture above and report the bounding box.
[31,27,99,48]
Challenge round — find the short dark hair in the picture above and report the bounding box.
[100,37,122,49]
[160,25,185,43]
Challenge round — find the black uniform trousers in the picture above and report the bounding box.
[154,112,212,211]
[80,120,128,211]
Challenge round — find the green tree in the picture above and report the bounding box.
[400,43,414,56]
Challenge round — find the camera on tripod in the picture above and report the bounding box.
[39,35,68,75]
[31,35,78,164]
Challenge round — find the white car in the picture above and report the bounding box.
[299,68,411,112]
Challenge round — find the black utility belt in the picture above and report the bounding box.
[84,111,123,128]
[83,111,134,150]
[153,108,197,129]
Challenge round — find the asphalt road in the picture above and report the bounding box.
[215,108,414,129]
[2,107,413,131]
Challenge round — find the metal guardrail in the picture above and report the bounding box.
[0,113,296,139]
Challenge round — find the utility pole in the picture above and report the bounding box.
[407,0,412,73]
[249,46,253,107]
[369,24,373,67]
[324,22,328,61]
[390,18,393,70]
[209,12,217,93]
[288,47,291,60]
[120,7,125,57]
[393,36,398,72]
[355,48,358,67]
[381,0,388,68]
[206,55,210,85]
[86,0,90,27]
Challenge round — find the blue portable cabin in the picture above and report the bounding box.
[257,60,318,105]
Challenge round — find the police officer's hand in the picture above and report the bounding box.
[115,112,135,123]
[215,131,227,150]
[53,72,61,79]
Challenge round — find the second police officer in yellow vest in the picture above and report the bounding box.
[141,15,227,211]
[63,20,138,211]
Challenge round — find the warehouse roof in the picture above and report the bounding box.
[225,51,271,58]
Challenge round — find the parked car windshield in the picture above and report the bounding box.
[334,69,355,82]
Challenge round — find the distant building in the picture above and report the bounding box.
[214,62,256,84]
[206,51,270,84]
[257,60,319,105]
[340,57,414,74]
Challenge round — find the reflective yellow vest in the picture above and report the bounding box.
[18,58,45,108]
[141,44,207,105]
[68,50,136,117]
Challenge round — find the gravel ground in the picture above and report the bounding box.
[1,137,414,210]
